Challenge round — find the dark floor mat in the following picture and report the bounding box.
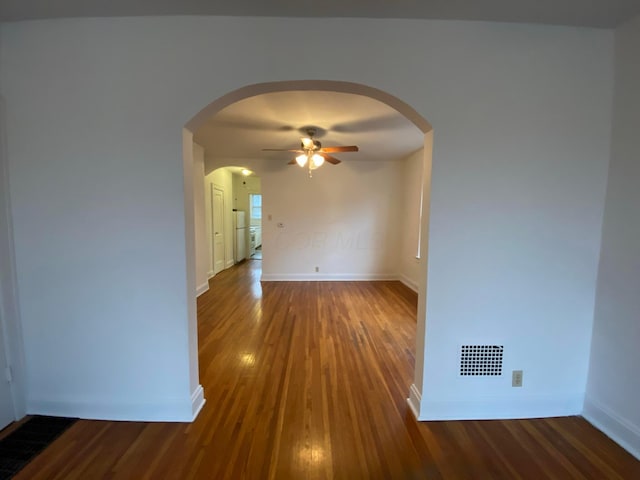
[0,416,77,479]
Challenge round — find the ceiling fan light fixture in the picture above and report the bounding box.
[295,154,308,167]
[311,153,324,168]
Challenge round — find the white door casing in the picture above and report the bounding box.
[0,96,17,428]
[0,307,15,430]
[212,186,225,275]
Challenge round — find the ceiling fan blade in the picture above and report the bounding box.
[319,153,341,165]
[262,148,303,152]
[319,146,359,153]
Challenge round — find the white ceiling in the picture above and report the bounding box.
[2,0,639,27]
[193,91,424,171]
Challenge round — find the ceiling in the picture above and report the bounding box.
[2,0,639,27]
[193,91,424,172]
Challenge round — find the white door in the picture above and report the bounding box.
[212,186,225,275]
[0,309,15,430]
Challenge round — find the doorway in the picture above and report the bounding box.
[212,186,225,275]
[183,80,433,420]
[249,193,262,260]
[203,167,262,278]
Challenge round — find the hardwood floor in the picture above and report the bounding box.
[15,260,640,479]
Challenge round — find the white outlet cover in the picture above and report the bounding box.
[512,370,523,387]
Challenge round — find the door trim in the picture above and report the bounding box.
[0,96,25,420]
[211,185,226,275]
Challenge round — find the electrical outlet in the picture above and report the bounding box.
[315,266,319,272]
[512,370,523,387]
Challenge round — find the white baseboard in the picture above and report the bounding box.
[207,270,215,279]
[583,396,640,460]
[28,393,199,422]
[419,393,583,421]
[225,260,234,268]
[399,274,419,293]
[261,273,398,282]
[407,383,422,420]
[196,282,209,297]
[191,384,206,421]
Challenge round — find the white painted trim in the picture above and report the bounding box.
[0,96,26,420]
[407,383,422,420]
[419,393,583,421]
[261,273,398,282]
[28,394,198,422]
[225,260,235,268]
[207,270,215,279]
[399,274,419,293]
[191,384,206,421]
[583,396,640,460]
[196,282,209,297]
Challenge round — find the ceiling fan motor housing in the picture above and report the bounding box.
[300,138,321,151]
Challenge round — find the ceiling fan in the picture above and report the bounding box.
[262,127,359,176]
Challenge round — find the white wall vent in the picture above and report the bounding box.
[460,345,503,376]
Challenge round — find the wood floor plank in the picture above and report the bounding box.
[12,260,640,479]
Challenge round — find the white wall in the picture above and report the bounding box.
[233,174,261,226]
[418,25,613,418]
[584,15,640,460]
[192,143,209,295]
[399,149,424,292]
[0,17,613,421]
[232,173,261,214]
[261,158,404,280]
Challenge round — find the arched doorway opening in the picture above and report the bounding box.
[183,80,433,420]
[202,165,262,283]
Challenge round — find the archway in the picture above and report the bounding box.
[183,80,433,420]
